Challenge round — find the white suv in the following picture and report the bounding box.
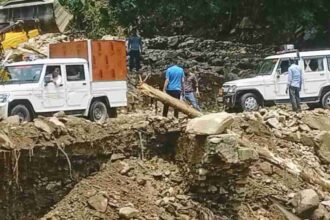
[222,50,330,111]
[0,58,127,122]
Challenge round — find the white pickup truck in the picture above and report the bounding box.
[222,49,330,111]
[0,58,127,122]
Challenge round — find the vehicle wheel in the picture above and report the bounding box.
[322,91,330,109]
[89,100,108,123]
[10,104,32,122]
[240,93,260,111]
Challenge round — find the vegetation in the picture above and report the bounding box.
[48,0,330,46]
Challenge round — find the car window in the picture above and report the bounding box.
[278,59,289,74]
[66,65,85,81]
[304,57,324,72]
[327,57,330,71]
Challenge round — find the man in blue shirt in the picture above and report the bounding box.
[162,64,185,118]
[286,58,303,112]
[127,29,143,72]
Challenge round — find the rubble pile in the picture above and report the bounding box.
[2,103,330,220]
[4,33,70,62]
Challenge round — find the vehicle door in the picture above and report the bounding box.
[301,57,327,96]
[42,65,66,109]
[65,64,90,109]
[274,59,290,100]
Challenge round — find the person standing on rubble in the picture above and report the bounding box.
[286,58,302,112]
[162,64,185,118]
[127,29,143,72]
[183,65,201,111]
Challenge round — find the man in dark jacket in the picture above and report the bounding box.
[127,30,142,72]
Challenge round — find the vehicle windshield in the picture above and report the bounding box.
[257,59,278,75]
[0,64,43,84]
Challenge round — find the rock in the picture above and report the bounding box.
[206,134,258,163]
[315,132,330,163]
[88,194,108,213]
[177,214,191,220]
[239,17,254,29]
[292,189,320,216]
[168,36,179,48]
[120,162,133,175]
[53,111,65,118]
[110,153,126,162]
[0,133,14,149]
[49,117,65,128]
[119,207,139,219]
[299,124,311,132]
[151,171,163,179]
[311,205,330,220]
[3,116,20,125]
[237,147,259,161]
[186,113,234,135]
[34,119,53,134]
[266,118,281,129]
[302,115,330,131]
[136,177,147,186]
[259,162,273,175]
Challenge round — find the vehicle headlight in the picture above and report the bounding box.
[0,94,9,103]
[228,85,237,93]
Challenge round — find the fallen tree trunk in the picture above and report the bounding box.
[237,137,330,192]
[138,82,203,118]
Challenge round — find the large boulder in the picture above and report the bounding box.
[292,189,320,217]
[302,115,330,131]
[186,113,234,135]
[315,131,330,163]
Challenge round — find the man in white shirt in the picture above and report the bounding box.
[51,67,62,86]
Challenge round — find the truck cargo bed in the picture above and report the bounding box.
[49,40,127,81]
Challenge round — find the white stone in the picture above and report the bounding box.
[186,113,234,135]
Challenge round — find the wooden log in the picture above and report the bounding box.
[138,82,203,118]
[237,137,330,192]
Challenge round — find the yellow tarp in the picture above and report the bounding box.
[2,29,39,49]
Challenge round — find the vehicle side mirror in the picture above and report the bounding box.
[44,76,52,86]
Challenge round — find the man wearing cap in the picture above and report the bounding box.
[162,64,185,118]
[286,58,303,112]
[183,65,201,111]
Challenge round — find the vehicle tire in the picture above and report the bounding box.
[321,91,330,109]
[10,104,32,122]
[240,93,260,111]
[89,100,108,123]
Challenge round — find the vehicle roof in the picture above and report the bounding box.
[266,50,330,59]
[5,58,87,66]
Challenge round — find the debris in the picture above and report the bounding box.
[119,207,139,219]
[88,194,108,213]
